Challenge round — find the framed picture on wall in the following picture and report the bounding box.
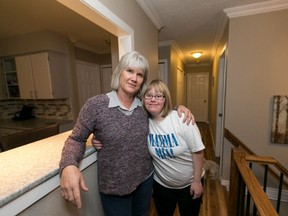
[271,95,288,144]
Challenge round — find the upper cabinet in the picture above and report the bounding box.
[1,58,20,98]
[15,51,70,99]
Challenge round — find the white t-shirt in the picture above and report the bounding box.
[148,110,205,189]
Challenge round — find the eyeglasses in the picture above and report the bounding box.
[144,94,165,100]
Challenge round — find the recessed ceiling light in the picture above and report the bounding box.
[191,52,202,58]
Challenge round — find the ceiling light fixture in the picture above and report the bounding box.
[191,52,202,59]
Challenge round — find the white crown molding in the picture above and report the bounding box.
[136,0,164,30]
[159,40,185,63]
[224,0,288,18]
[210,13,229,63]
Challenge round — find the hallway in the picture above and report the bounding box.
[197,123,217,162]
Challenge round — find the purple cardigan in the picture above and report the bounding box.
[59,94,153,195]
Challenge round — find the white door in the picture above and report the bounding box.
[186,72,209,122]
[100,65,112,93]
[76,61,101,109]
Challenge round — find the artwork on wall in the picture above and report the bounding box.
[271,95,288,144]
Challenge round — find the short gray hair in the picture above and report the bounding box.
[111,51,149,97]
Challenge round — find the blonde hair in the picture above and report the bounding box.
[142,79,172,118]
[111,51,149,97]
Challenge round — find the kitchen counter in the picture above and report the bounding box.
[0,131,96,215]
[0,118,73,131]
[0,127,24,137]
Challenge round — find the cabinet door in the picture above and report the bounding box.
[15,52,69,99]
[2,58,20,98]
[30,53,53,99]
[15,55,35,99]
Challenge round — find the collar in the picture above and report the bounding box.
[107,90,142,111]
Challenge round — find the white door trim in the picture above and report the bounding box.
[215,49,228,176]
[57,0,134,58]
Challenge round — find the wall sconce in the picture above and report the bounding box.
[191,52,202,59]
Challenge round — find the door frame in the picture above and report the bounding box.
[215,49,228,175]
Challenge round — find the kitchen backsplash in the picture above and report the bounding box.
[0,98,73,120]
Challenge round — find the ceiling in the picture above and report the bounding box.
[138,0,273,65]
[0,0,115,54]
[0,0,284,65]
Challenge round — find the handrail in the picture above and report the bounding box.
[225,128,288,215]
[231,148,278,216]
[245,155,288,177]
[224,128,254,154]
[225,128,288,187]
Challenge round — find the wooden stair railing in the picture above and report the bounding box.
[225,128,288,187]
[225,129,288,216]
[230,148,278,216]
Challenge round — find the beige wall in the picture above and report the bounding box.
[170,46,185,105]
[97,0,159,81]
[208,24,229,155]
[0,1,159,119]
[74,47,112,65]
[59,0,159,116]
[159,45,186,106]
[222,9,288,180]
[0,30,70,57]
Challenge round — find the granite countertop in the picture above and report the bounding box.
[0,131,96,207]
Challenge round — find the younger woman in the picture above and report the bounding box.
[143,79,205,216]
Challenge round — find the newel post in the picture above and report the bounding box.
[229,148,246,216]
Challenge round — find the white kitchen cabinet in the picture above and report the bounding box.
[15,51,69,99]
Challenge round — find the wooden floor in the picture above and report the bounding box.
[149,123,228,216]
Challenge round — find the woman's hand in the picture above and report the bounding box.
[60,165,88,208]
[177,105,195,125]
[190,180,203,199]
[92,136,103,151]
